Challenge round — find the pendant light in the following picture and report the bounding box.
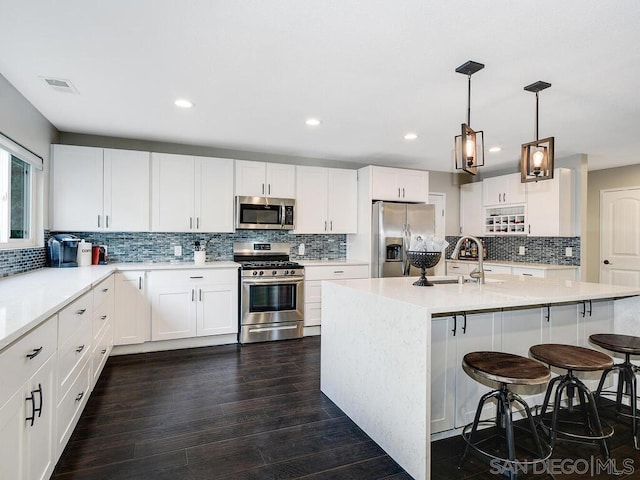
[521,81,554,183]
[454,60,485,175]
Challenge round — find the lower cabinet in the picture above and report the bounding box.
[303,264,369,328]
[446,260,578,280]
[148,269,238,341]
[114,271,150,345]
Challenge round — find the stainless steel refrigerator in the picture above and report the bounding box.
[371,201,437,278]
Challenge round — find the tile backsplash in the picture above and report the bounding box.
[0,246,47,277]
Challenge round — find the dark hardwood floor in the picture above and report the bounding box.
[53,337,639,479]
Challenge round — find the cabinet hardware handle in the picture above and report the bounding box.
[504,192,507,202]
[398,188,401,198]
[521,273,533,276]
[76,344,85,353]
[76,309,87,315]
[34,384,42,419]
[189,217,193,229]
[192,289,195,301]
[102,288,109,292]
[262,183,265,195]
[138,277,142,290]
[581,301,586,318]
[402,187,405,198]
[101,315,107,320]
[528,224,531,234]
[545,305,550,322]
[196,217,200,229]
[452,315,457,336]
[330,220,333,231]
[26,347,43,359]
[333,270,345,274]
[199,289,202,301]
[101,348,107,354]
[26,392,36,426]
[498,193,502,203]
[189,276,203,279]
[587,299,593,317]
[268,184,271,195]
[106,215,109,228]
[75,391,84,402]
[98,214,101,228]
[461,312,467,334]
[324,221,327,231]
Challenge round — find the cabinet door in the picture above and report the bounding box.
[430,317,456,433]
[326,168,357,233]
[295,166,327,233]
[482,176,503,206]
[104,149,150,231]
[25,354,56,480]
[544,304,579,345]
[196,282,238,336]
[235,160,266,196]
[460,182,483,236]
[398,170,429,202]
[195,156,234,232]
[150,285,197,340]
[0,387,26,480]
[266,163,296,198]
[504,173,526,204]
[114,271,150,345]
[455,312,500,428]
[501,308,543,358]
[482,173,525,206]
[446,261,471,276]
[51,145,103,230]
[580,300,614,389]
[151,153,195,232]
[371,166,401,201]
[526,168,573,236]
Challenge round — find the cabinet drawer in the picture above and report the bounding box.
[304,302,322,327]
[92,299,113,341]
[57,319,92,400]
[446,261,471,275]
[58,292,93,345]
[483,265,512,274]
[511,267,545,278]
[57,359,91,451]
[92,322,112,388]
[304,280,322,303]
[93,275,114,309]
[0,315,57,408]
[304,264,369,281]
[149,268,238,286]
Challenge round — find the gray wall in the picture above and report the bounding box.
[586,164,640,282]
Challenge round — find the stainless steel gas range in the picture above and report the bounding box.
[233,242,304,344]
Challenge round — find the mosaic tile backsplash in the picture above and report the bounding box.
[0,246,47,277]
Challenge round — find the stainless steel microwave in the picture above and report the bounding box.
[235,196,295,230]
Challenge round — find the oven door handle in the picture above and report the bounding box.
[248,325,299,333]
[243,277,304,285]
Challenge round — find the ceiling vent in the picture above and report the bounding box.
[41,77,78,94]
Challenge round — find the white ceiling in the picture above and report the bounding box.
[1,0,639,173]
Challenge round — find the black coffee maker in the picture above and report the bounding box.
[49,234,81,267]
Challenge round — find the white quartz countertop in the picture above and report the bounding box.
[297,259,369,267]
[0,261,240,350]
[446,259,578,270]
[327,274,640,315]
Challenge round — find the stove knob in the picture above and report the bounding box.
[290,269,296,275]
[252,271,258,276]
[272,270,277,276]
[284,270,289,275]
[259,271,264,276]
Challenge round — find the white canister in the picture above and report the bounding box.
[194,250,206,264]
[77,240,92,267]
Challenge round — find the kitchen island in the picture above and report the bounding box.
[320,275,640,480]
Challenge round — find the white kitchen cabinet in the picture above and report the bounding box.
[0,315,57,480]
[481,264,512,275]
[304,264,369,328]
[445,260,472,276]
[526,168,574,236]
[371,166,429,202]
[482,173,526,206]
[431,312,500,433]
[235,160,296,198]
[511,266,577,280]
[148,269,238,341]
[114,271,150,345]
[51,145,150,231]
[295,167,357,234]
[151,153,234,233]
[91,276,114,388]
[459,182,483,236]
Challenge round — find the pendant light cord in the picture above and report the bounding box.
[467,75,472,125]
[535,91,539,141]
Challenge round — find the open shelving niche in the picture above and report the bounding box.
[484,205,526,235]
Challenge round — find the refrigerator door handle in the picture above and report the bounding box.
[402,223,410,275]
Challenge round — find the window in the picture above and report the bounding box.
[0,148,33,245]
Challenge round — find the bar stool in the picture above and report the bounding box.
[529,344,614,458]
[589,333,640,449]
[460,351,552,479]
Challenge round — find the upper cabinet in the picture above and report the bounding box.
[482,173,526,206]
[235,160,296,198]
[51,145,150,231]
[459,182,483,236]
[526,168,574,236]
[296,167,357,234]
[371,166,429,202]
[151,153,234,232]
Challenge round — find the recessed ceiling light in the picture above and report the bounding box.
[489,146,502,153]
[305,118,321,126]
[404,133,418,140]
[175,99,194,108]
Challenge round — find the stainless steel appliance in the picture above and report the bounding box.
[235,196,295,230]
[371,201,437,278]
[234,242,304,344]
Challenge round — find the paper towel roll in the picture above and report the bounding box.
[77,240,92,267]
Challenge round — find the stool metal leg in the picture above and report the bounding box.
[459,389,500,468]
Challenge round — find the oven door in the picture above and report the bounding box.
[241,276,304,325]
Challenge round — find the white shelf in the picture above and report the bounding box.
[484,205,526,235]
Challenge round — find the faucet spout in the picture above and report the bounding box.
[451,235,485,284]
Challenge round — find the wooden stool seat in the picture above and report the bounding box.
[463,351,550,385]
[530,344,613,371]
[590,333,640,355]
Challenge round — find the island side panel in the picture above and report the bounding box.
[321,281,431,480]
[614,295,640,344]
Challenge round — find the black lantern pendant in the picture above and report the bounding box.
[454,60,485,175]
[521,81,554,183]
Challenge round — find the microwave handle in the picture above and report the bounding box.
[280,202,285,229]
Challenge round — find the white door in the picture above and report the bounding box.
[150,286,197,340]
[327,168,357,233]
[104,149,150,231]
[114,272,149,345]
[151,153,195,232]
[197,283,238,336]
[295,166,327,233]
[428,192,446,276]
[600,187,640,286]
[195,156,234,233]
